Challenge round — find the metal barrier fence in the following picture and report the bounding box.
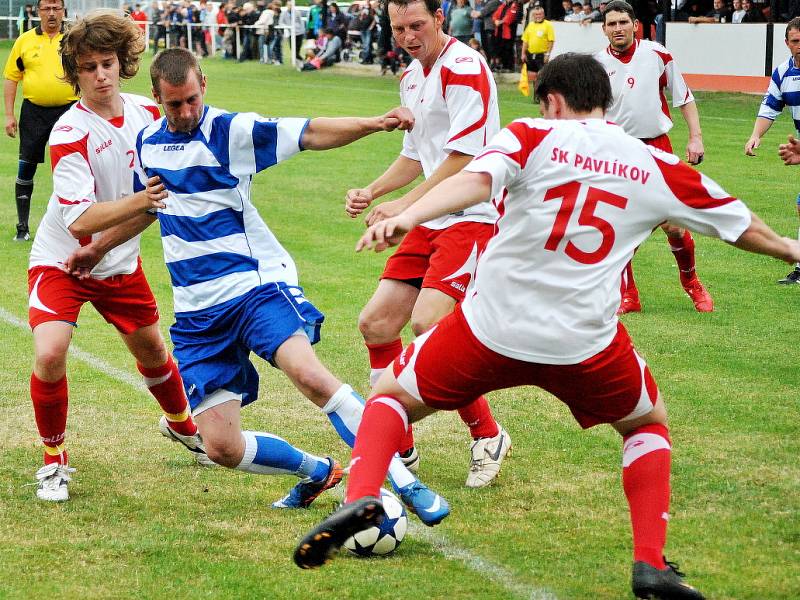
[0,14,304,66]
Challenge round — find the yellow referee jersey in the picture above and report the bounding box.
[3,26,78,107]
[521,20,555,55]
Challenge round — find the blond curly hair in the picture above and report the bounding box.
[60,9,146,93]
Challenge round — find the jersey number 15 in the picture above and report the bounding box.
[543,181,628,264]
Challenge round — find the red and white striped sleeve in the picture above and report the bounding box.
[49,124,96,228]
[651,149,750,241]
[399,68,421,162]
[653,43,694,108]
[441,56,494,156]
[465,118,552,198]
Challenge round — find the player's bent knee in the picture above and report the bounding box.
[358,311,400,343]
[203,437,243,468]
[409,316,437,337]
[288,365,338,406]
[34,349,68,380]
[661,223,684,237]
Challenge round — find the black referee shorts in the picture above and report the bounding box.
[526,53,545,74]
[19,99,74,164]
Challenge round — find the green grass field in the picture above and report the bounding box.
[0,47,798,599]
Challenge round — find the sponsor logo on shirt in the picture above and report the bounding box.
[406,84,417,91]
[162,144,185,151]
[455,56,473,63]
[54,125,73,133]
[450,281,466,293]
[95,139,113,154]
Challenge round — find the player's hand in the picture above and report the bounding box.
[778,134,800,166]
[744,135,760,156]
[356,214,414,253]
[686,137,704,165]
[144,175,168,210]
[346,187,373,218]
[5,116,17,138]
[64,245,103,280]
[365,198,405,226]
[381,107,415,132]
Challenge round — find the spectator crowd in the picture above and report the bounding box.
[12,0,800,74]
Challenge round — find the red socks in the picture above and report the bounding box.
[366,339,415,454]
[668,230,697,286]
[622,423,672,569]
[137,356,196,437]
[345,395,408,503]
[458,396,499,439]
[621,260,638,296]
[30,373,69,465]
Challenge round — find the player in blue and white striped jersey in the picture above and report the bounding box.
[69,47,450,521]
[745,17,800,283]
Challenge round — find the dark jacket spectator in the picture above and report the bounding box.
[741,0,766,20]
[688,0,731,21]
[326,3,348,41]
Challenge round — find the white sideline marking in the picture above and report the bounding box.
[0,307,146,392]
[410,522,559,600]
[2,306,555,599]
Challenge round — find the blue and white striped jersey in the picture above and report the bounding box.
[136,105,310,316]
[758,57,800,132]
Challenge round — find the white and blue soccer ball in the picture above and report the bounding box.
[344,488,408,557]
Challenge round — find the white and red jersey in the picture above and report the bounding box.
[400,37,500,229]
[30,93,160,279]
[594,39,694,140]
[462,118,751,364]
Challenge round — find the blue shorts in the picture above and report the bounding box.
[170,282,324,411]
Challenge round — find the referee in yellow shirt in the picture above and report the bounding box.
[520,4,555,101]
[3,0,77,241]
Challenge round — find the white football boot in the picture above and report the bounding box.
[465,426,512,488]
[398,446,420,473]
[158,415,215,467]
[35,463,76,502]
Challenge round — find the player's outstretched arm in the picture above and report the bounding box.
[365,150,474,226]
[302,107,414,151]
[679,101,704,164]
[730,212,800,264]
[67,176,167,239]
[778,134,800,165]
[745,117,772,156]
[356,170,492,252]
[345,155,423,218]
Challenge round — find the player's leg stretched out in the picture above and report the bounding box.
[294,313,704,599]
[165,282,448,521]
[29,267,203,502]
[360,276,511,488]
[269,334,449,525]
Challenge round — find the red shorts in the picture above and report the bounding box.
[393,306,659,429]
[28,261,160,334]
[381,222,494,302]
[641,133,673,153]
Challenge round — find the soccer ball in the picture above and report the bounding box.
[343,488,407,557]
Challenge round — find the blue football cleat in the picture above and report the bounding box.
[272,457,344,509]
[393,480,450,526]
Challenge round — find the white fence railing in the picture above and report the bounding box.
[0,15,305,66]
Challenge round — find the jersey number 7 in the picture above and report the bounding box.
[543,181,628,264]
